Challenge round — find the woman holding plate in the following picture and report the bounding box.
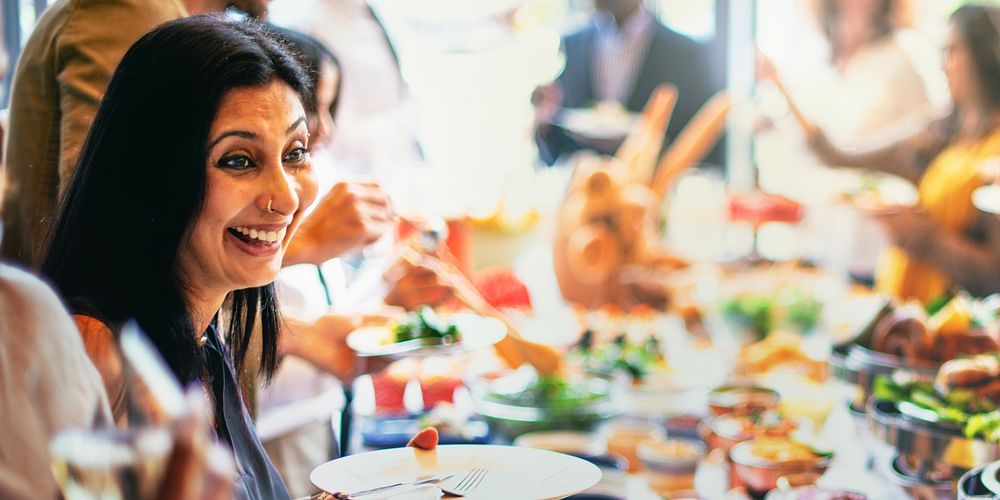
[764,4,1000,302]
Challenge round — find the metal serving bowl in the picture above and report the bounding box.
[866,397,1000,479]
[728,441,832,496]
[836,344,940,400]
[883,452,955,500]
[957,462,1000,500]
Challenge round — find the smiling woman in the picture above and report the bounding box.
[39,15,318,500]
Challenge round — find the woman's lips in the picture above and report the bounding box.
[226,225,287,257]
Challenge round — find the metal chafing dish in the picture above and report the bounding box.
[841,345,940,399]
[867,396,1000,484]
[883,452,956,500]
[957,462,1000,500]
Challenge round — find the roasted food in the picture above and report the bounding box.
[935,354,1000,406]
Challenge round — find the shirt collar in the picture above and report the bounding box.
[594,7,653,39]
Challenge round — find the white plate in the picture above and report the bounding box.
[346,312,506,358]
[840,170,919,215]
[973,185,1000,214]
[310,444,602,499]
[557,107,638,141]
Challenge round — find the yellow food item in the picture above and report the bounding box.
[750,436,816,463]
[927,296,972,336]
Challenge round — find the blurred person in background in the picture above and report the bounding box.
[812,0,935,137]
[533,0,723,166]
[758,0,940,283]
[257,26,457,495]
[785,4,1000,302]
[269,0,422,179]
[0,0,267,267]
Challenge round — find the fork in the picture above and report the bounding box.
[439,467,488,497]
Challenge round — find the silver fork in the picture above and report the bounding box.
[438,467,488,497]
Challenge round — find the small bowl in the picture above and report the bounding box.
[637,438,706,493]
[701,411,796,455]
[729,441,832,496]
[600,419,667,473]
[708,384,780,416]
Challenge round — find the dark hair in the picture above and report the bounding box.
[41,15,311,385]
[918,4,1000,165]
[266,25,342,119]
[818,0,898,63]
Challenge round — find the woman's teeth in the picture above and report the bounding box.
[230,226,286,244]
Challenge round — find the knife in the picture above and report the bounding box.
[333,473,454,498]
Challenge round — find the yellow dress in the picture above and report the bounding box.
[876,129,1000,303]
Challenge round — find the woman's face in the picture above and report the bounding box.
[943,24,980,108]
[180,79,318,297]
[308,61,340,149]
[836,0,882,26]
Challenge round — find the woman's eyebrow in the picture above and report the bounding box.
[287,117,307,133]
[208,130,256,149]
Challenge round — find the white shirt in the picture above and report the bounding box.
[270,0,421,177]
[593,8,655,105]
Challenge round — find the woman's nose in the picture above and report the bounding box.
[257,164,299,216]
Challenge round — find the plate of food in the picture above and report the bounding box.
[556,101,639,141]
[469,367,622,438]
[973,184,1000,215]
[838,170,919,215]
[347,307,506,358]
[310,444,602,499]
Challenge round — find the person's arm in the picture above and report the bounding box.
[283,181,394,266]
[55,0,184,193]
[277,313,395,383]
[879,209,1000,297]
[805,126,928,184]
[72,315,128,426]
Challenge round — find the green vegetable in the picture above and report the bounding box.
[924,294,951,316]
[720,288,821,340]
[392,307,461,344]
[571,332,663,381]
[873,374,998,441]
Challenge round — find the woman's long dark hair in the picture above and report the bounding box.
[918,4,1000,165]
[41,16,311,385]
[266,25,342,118]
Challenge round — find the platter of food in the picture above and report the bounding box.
[346,307,506,358]
[837,170,919,215]
[468,367,622,439]
[556,101,639,141]
[831,295,1000,400]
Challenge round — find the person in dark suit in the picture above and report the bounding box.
[534,0,723,166]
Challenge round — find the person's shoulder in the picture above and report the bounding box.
[563,22,597,43]
[0,263,64,316]
[62,0,185,36]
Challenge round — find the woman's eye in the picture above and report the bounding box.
[283,147,310,164]
[218,154,254,170]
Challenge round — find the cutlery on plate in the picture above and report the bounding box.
[333,473,454,498]
[439,468,488,497]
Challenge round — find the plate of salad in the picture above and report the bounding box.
[347,307,506,358]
